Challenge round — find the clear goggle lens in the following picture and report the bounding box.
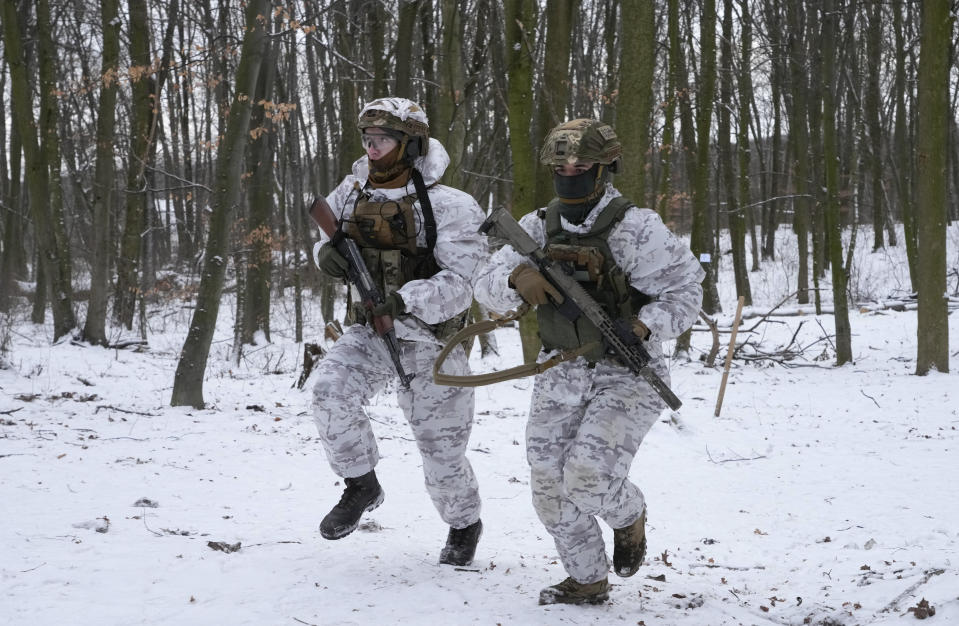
[361,133,400,150]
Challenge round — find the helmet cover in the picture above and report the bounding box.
[358,97,430,140]
[540,118,622,166]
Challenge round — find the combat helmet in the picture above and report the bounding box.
[358,97,430,158]
[539,118,622,168]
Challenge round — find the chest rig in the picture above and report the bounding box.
[340,170,465,340]
[536,196,651,362]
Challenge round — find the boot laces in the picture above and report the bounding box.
[337,478,371,510]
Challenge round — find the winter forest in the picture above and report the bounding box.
[0,0,954,398]
[2,1,959,624]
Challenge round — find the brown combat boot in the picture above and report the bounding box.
[538,576,610,605]
[613,508,646,577]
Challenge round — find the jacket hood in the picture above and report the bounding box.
[351,137,450,188]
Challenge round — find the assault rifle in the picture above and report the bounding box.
[309,196,415,389]
[479,207,682,410]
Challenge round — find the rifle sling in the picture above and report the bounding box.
[432,305,598,387]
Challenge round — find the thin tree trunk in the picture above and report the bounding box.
[690,0,720,314]
[720,0,750,305]
[242,30,279,345]
[82,0,120,345]
[865,0,884,251]
[821,0,852,365]
[115,0,153,328]
[787,1,810,305]
[893,0,918,289]
[738,0,759,274]
[172,0,270,408]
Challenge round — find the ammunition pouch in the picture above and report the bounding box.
[344,195,418,254]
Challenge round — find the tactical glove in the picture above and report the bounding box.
[509,265,564,306]
[317,241,349,279]
[632,319,651,341]
[372,292,405,318]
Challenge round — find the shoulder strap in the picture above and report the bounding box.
[543,198,564,239]
[543,196,634,241]
[588,196,634,237]
[410,168,437,252]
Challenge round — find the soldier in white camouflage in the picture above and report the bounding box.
[311,97,485,566]
[474,118,705,604]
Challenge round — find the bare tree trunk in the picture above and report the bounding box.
[505,0,540,363]
[787,1,810,305]
[115,0,153,328]
[821,0,852,365]
[394,1,421,98]
[242,30,279,345]
[738,0,759,274]
[762,0,784,261]
[865,0,884,251]
[617,0,654,207]
[82,0,120,345]
[720,0,750,305]
[533,0,577,209]
[893,0,918,289]
[690,0,720,314]
[172,0,270,408]
[0,95,28,310]
[436,0,466,188]
[2,0,76,338]
[915,0,950,374]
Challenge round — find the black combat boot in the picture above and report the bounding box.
[319,471,384,540]
[438,519,483,566]
[613,508,646,577]
[538,576,610,605]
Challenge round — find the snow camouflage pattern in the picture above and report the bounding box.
[311,132,485,529]
[312,324,480,528]
[312,138,488,343]
[474,185,704,583]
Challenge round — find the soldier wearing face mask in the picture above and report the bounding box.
[474,119,705,605]
[310,97,486,567]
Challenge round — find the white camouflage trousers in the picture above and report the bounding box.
[312,324,481,529]
[526,356,664,583]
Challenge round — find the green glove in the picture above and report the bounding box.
[317,241,349,279]
[372,292,405,318]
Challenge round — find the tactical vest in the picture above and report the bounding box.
[536,196,652,362]
[341,173,467,341]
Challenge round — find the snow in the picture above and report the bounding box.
[2,224,958,625]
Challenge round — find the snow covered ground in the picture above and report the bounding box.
[2,224,957,625]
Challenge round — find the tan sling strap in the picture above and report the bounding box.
[432,304,599,387]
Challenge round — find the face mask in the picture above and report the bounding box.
[553,164,600,200]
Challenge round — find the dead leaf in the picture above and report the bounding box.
[207,541,242,553]
[907,598,935,619]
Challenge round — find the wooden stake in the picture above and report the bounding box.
[714,295,745,417]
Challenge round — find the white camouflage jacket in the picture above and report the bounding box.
[473,185,705,355]
[313,138,488,344]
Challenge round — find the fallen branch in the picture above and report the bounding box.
[705,445,767,464]
[94,405,158,417]
[881,568,945,614]
[689,563,766,571]
[699,311,720,367]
